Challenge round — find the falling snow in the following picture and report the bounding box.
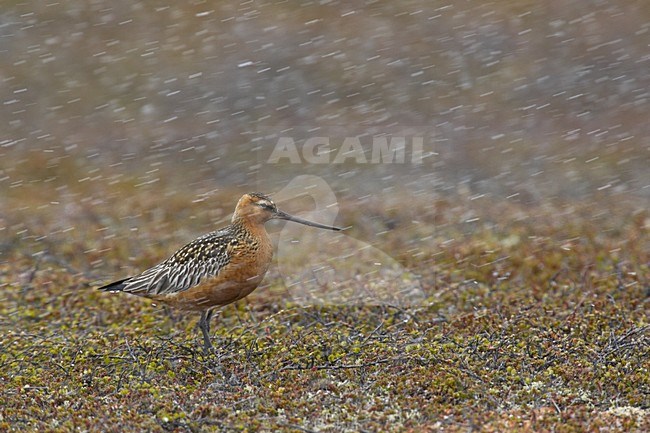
[0,2,648,429]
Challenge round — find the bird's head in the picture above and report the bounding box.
[233,192,342,231]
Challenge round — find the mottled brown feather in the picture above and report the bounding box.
[148,221,273,310]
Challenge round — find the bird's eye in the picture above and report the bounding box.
[258,201,274,210]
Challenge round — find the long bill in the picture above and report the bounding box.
[274,210,343,231]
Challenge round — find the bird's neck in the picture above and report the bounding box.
[231,216,269,238]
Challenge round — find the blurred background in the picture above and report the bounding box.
[0,0,648,282]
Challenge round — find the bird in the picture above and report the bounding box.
[98,192,343,352]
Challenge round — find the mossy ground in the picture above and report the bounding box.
[0,170,648,432]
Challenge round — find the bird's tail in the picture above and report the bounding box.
[97,278,131,292]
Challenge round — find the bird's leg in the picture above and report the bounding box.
[198,309,215,353]
[198,310,229,378]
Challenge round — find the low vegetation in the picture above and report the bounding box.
[1,170,647,432]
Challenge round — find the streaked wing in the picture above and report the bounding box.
[121,228,233,296]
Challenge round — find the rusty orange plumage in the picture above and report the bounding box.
[98,192,342,352]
